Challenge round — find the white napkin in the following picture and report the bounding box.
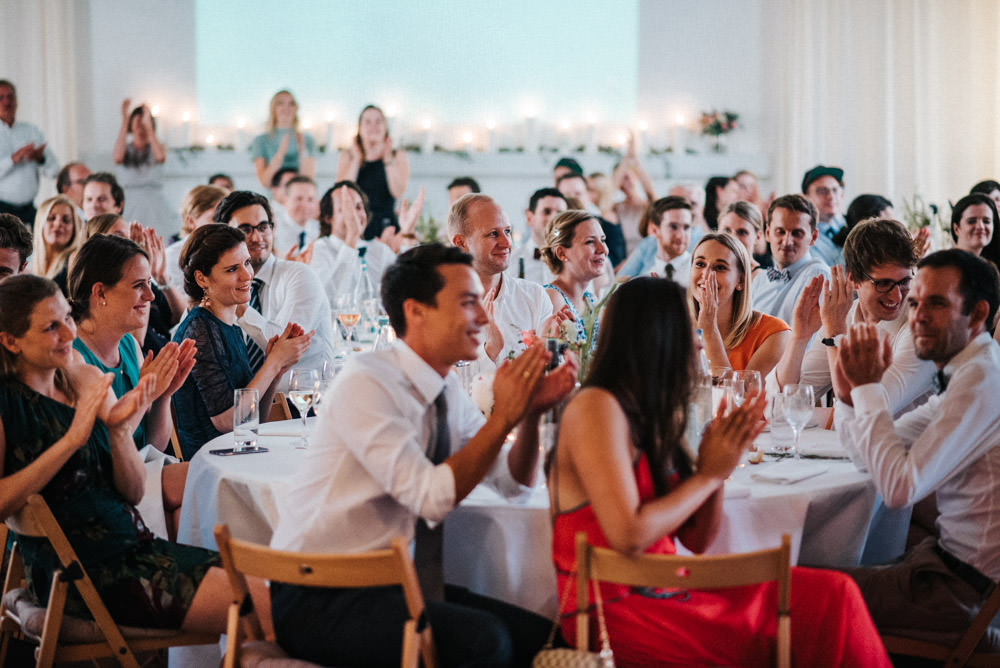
[798,430,848,459]
[751,461,829,485]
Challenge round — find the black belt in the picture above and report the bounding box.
[933,543,994,597]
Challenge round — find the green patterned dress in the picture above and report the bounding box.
[1,377,219,628]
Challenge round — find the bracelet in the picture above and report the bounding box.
[399,232,417,240]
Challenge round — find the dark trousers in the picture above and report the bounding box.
[0,200,35,227]
[271,582,552,667]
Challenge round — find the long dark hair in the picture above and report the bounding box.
[584,277,696,495]
[67,234,148,321]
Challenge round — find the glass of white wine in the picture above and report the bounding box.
[288,368,319,448]
[334,292,362,350]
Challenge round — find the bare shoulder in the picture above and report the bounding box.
[562,387,627,429]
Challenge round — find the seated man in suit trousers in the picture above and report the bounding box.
[269,243,577,666]
[833,249,1000,641]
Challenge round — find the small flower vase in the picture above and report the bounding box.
[711,135,726,153]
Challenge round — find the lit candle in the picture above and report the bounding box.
[671,114,686,153]
[637,120,648,154]
[586,115,597,154]
[462,131,474,152]
[421,118,433,154]
[180,111,192,147]
[524,116,537,152]
[205,133,217,149]
[324,112,336,152]
[486,119,496,153]
[236,118,248,152]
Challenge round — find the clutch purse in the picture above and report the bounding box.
[533,565,614,668]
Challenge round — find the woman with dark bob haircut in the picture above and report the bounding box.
[0,274,271,632]
[951,193,1000,270]
[546,277,891,667]
[171,225,311,459]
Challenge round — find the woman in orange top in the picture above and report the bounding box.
[689,233,789,375]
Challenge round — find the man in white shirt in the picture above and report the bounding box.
[802,165,847,266]
[618,195,692,285]
[776,218,935,415]
[509,187,566,285]
[833,249,1000,641]
[214,190,335,390]
[449,193,555,367]
[273,175,320,256]
[752,194,831,325]
[269,243,576,666]
[0,80,59,224]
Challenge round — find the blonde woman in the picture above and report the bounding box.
[690,232,789,375]
[165,184,228,289]
[540,210,609,347]
[251,90,316,188]
[30,195,81,280]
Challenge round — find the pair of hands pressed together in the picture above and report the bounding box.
[489,342,578,429]
[790,267,854,341]
[10,142,46,164]
[696,391,769,481]
[266,322,314,373]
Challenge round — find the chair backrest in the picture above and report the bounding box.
[214,524,437,668]
[575,532,791,668]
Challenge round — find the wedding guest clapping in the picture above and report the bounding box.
[251,90,316,189]
[112,99,176,236]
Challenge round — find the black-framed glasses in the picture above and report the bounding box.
[237,221,273,235]
[861,272,912,294]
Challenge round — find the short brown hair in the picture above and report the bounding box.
[843,218,918,281]
[767,194,817,231]
[540,210,596,274]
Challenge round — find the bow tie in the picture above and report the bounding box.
[533,248,542,260]
[933,369,949,395]
[767,267,791,282]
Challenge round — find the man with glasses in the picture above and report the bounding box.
[214,190,334,389]
[56,161,91,218]
[803,165,847,266]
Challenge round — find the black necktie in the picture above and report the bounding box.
[934,369,949,395]
[664,263,675,281]
[298,230,307,251]
[414,390,449,601]
[246,278,266,372]
[767,266,791,282]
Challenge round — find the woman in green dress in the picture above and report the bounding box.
[0,274,268,632]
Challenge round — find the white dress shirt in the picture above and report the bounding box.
[273,214,320,257]
[310,236,395,307]
[478,273,553,368]
[0,120,59,205]
[800,302,935,416]
[752,254,830,326]
[270,340,530,554]
[508,239,554,286]
[164,237,185,290]
[237,254,336,390]
[640,249,692,287]
[835,333,1000,578]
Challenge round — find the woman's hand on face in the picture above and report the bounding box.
[697,269,719,329]
[66,372,114,449]
[696,390,767,480]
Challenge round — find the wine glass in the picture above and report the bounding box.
[720,371,745,410]
[288,368,319,448]
[742,370,763,399]
[783,384,815,459]
[334,292,361,349]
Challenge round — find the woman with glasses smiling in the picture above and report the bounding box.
[775,218,936,418]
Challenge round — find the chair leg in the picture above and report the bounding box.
[401,620,420,668]
[36,574,68,668]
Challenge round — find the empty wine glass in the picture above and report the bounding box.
[720,371,745,409]
[783,384,815,459]
[288,368,319,448]
[742,370,763,399]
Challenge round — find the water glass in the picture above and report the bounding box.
[233,388,259,453]
[769,394,795,455]
[783,384,815,459]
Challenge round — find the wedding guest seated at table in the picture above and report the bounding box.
[82,171,124,220]
[970,179,1000,207]
[208,172,234,193]
[303,180,401,307]
[541,210,611,350]
[509,187,567,284]
[618,183,708,277]
[28,195,81,281]
[55,160,91,219]
[164,184,228,290]
[547,276,891,667]
[833,249,1000,645]
[449,193,555,366]
[171,224,312,459]
[616,196,692,285]
[751,194,831,326]
[0,212,32,279]
[775,218,934,415]
[68,233,195,540]
[718,200,765,279]
[214,190,334,388]
[268,243,577,667]
[802,165,847,266]
[273,175,320,256]
[447,176,480,204]
[832,193,893,248]
[950,192,1000,271]
[704,175,740,232]
[0,274,271,635]
[690,232,789,375]
[557,172,626,267]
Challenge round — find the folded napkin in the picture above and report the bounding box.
[751,461,829,485]
[798,430,848,459]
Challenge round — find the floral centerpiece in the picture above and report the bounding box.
[901,193,948,254]
[699,110,740,153]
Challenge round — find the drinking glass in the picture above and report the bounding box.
[233,388,260,453]
[720,372,745,410]
[334,292,361,349]
[742,370,763,399]
[769,394,795,455]
[288,368,319,448]
[783,384,815,459]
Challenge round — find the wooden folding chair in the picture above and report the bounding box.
[214,524,437,668]
[881,582,1000,667]
[267,391,292,422]
[0,494,217,667]
[575,532,792,668]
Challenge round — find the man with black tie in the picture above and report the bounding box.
[269,244,576,666]
[617,195,693,285]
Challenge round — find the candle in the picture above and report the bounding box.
[524,116,537,152]
[236,118,248,152]
[324,113,336,152]
[462,131,474,152]
[585,116,597,154]
[421,118,433,154]
[638,120,648,154]
[180,111,192,147]
[486,119,496,153]
[671,114,686,153]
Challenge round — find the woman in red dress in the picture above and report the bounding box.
[548,277,891,667]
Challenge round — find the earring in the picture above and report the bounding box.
[100,298,107,307]
[200,289,211,308]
